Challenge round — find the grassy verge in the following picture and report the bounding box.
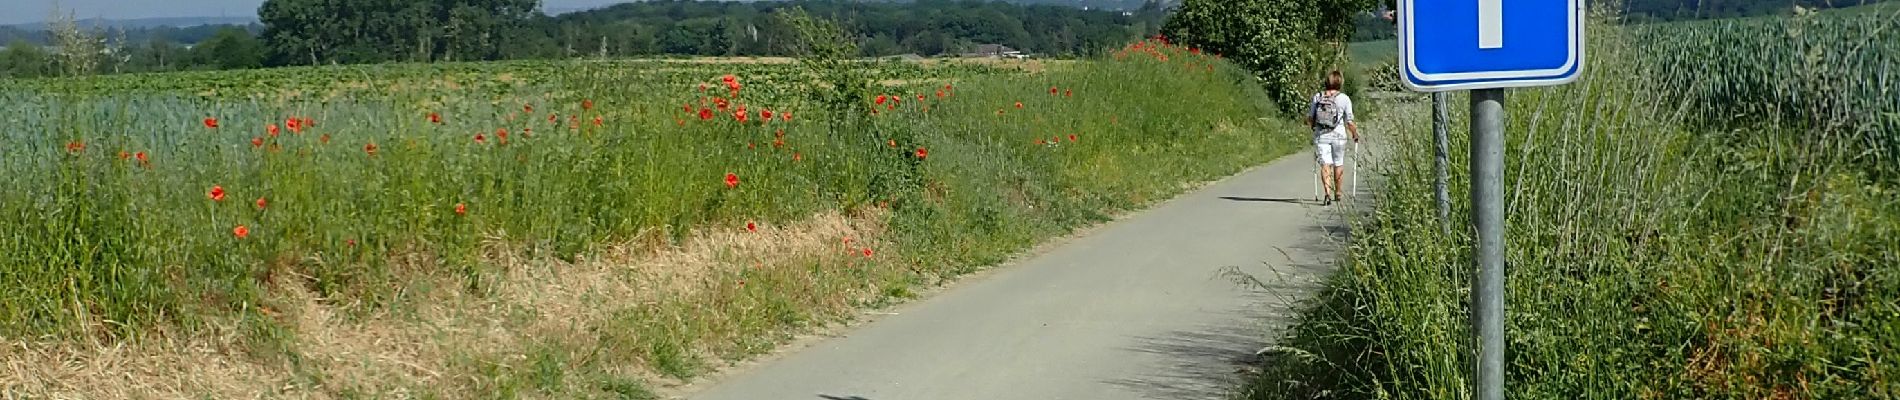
[0,38,1304,398]
[1242,11,1898,400]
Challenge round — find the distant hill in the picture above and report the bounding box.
[5,16,258,31]
[1349,0,1891,41]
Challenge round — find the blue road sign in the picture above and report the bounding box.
[1399,0,1586,91]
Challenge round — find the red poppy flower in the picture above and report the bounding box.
[135,152,148,164]
[734,110,749,123]
[746,221,757,232]
[266,124,280,137]
[497,128,508,141]
[748,143,756,149]
[782,112,792,122]
[320,134,331,144]
[204,118,220,129]
[915,147,928,159]
[761,109,773,120]
[285,118,301,133]
[364,142,378,156]
[684,103,694,113]
[724,172,740,189]
[594,116,603,126]
[454,203,467,216]
[875,95,888,105]
[429,113,442,124]
[699,108,715,120]
[715,97,730,110]
[582,99,594,110]
[233,225,250,239]
[302,117,314,129]
[255,197,268,210]
[1050,86,1059,95]
[944,84,953,91]
[699,83,708,92]
[1065,90,1073,97]
[677,119,685,126]
[209,186,226,201]
[474,133,486,144]
[347,239,357,247]
[888,139,897,147]
[917,94,925,101]
[774,138,784,148]
[1015,102,1024,109]
[862,248,874,258]
[722,74,737,84]
[117,150,130,160]
[937,90,946,98]
[548,114,558,124]
[1069,134,1078,142]
[793,152,802,161]
[251,137,265,148]
[525,104,534,113]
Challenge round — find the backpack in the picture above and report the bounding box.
[1313,92,1342,130]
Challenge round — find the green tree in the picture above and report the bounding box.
[0,40,53,78]
[193,27,266,70]
[1162,0,1371,113]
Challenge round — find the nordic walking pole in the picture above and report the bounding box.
[1313,161,1322,202]
[1352,141,1360,200]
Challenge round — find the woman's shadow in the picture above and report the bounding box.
[1217,196,1312,205]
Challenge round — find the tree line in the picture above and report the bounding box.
[0,0,1162,79]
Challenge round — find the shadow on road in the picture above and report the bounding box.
[1217,196,1312,205]
[817,395,871,400]
[1102,205,1353,399]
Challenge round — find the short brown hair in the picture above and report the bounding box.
[1324,70,1344,91]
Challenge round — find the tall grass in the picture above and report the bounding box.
[2,39,1304,396]
[1244,9,1898,399]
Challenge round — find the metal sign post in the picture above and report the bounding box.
[1469,88,1507,400]
[1399,0,1585,397]
[1433,92,1452,235]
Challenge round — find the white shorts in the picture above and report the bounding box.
[1315,140,1349,166]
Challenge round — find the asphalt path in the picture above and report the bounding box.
[685,148,1360,400]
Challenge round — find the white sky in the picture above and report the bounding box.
[1,0,632,25]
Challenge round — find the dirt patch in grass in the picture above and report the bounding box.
[0,210,887,399]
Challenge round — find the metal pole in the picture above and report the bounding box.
[1469,88,1507,400]
[1434,92,1453,235]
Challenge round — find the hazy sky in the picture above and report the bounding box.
[1,0,631,25]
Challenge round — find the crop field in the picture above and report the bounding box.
[1247,6,1898,400]
[0,40,1303,397]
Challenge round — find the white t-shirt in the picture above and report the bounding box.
[1308,91,1354,142]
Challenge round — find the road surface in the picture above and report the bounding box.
[684,149,1359,400]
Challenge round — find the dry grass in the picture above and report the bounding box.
[0,210,886,399]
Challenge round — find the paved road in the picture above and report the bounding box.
[684,149,1358,400]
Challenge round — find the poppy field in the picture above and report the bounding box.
[1,40,1304,397]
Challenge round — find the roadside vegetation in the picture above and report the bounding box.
[0,9,1303,396]
[1243,4,1897,399]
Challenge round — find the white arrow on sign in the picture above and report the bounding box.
[1479,0,1503,49]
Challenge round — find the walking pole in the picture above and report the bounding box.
[1351,142,1360,201]
[1313,160,1322,202]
